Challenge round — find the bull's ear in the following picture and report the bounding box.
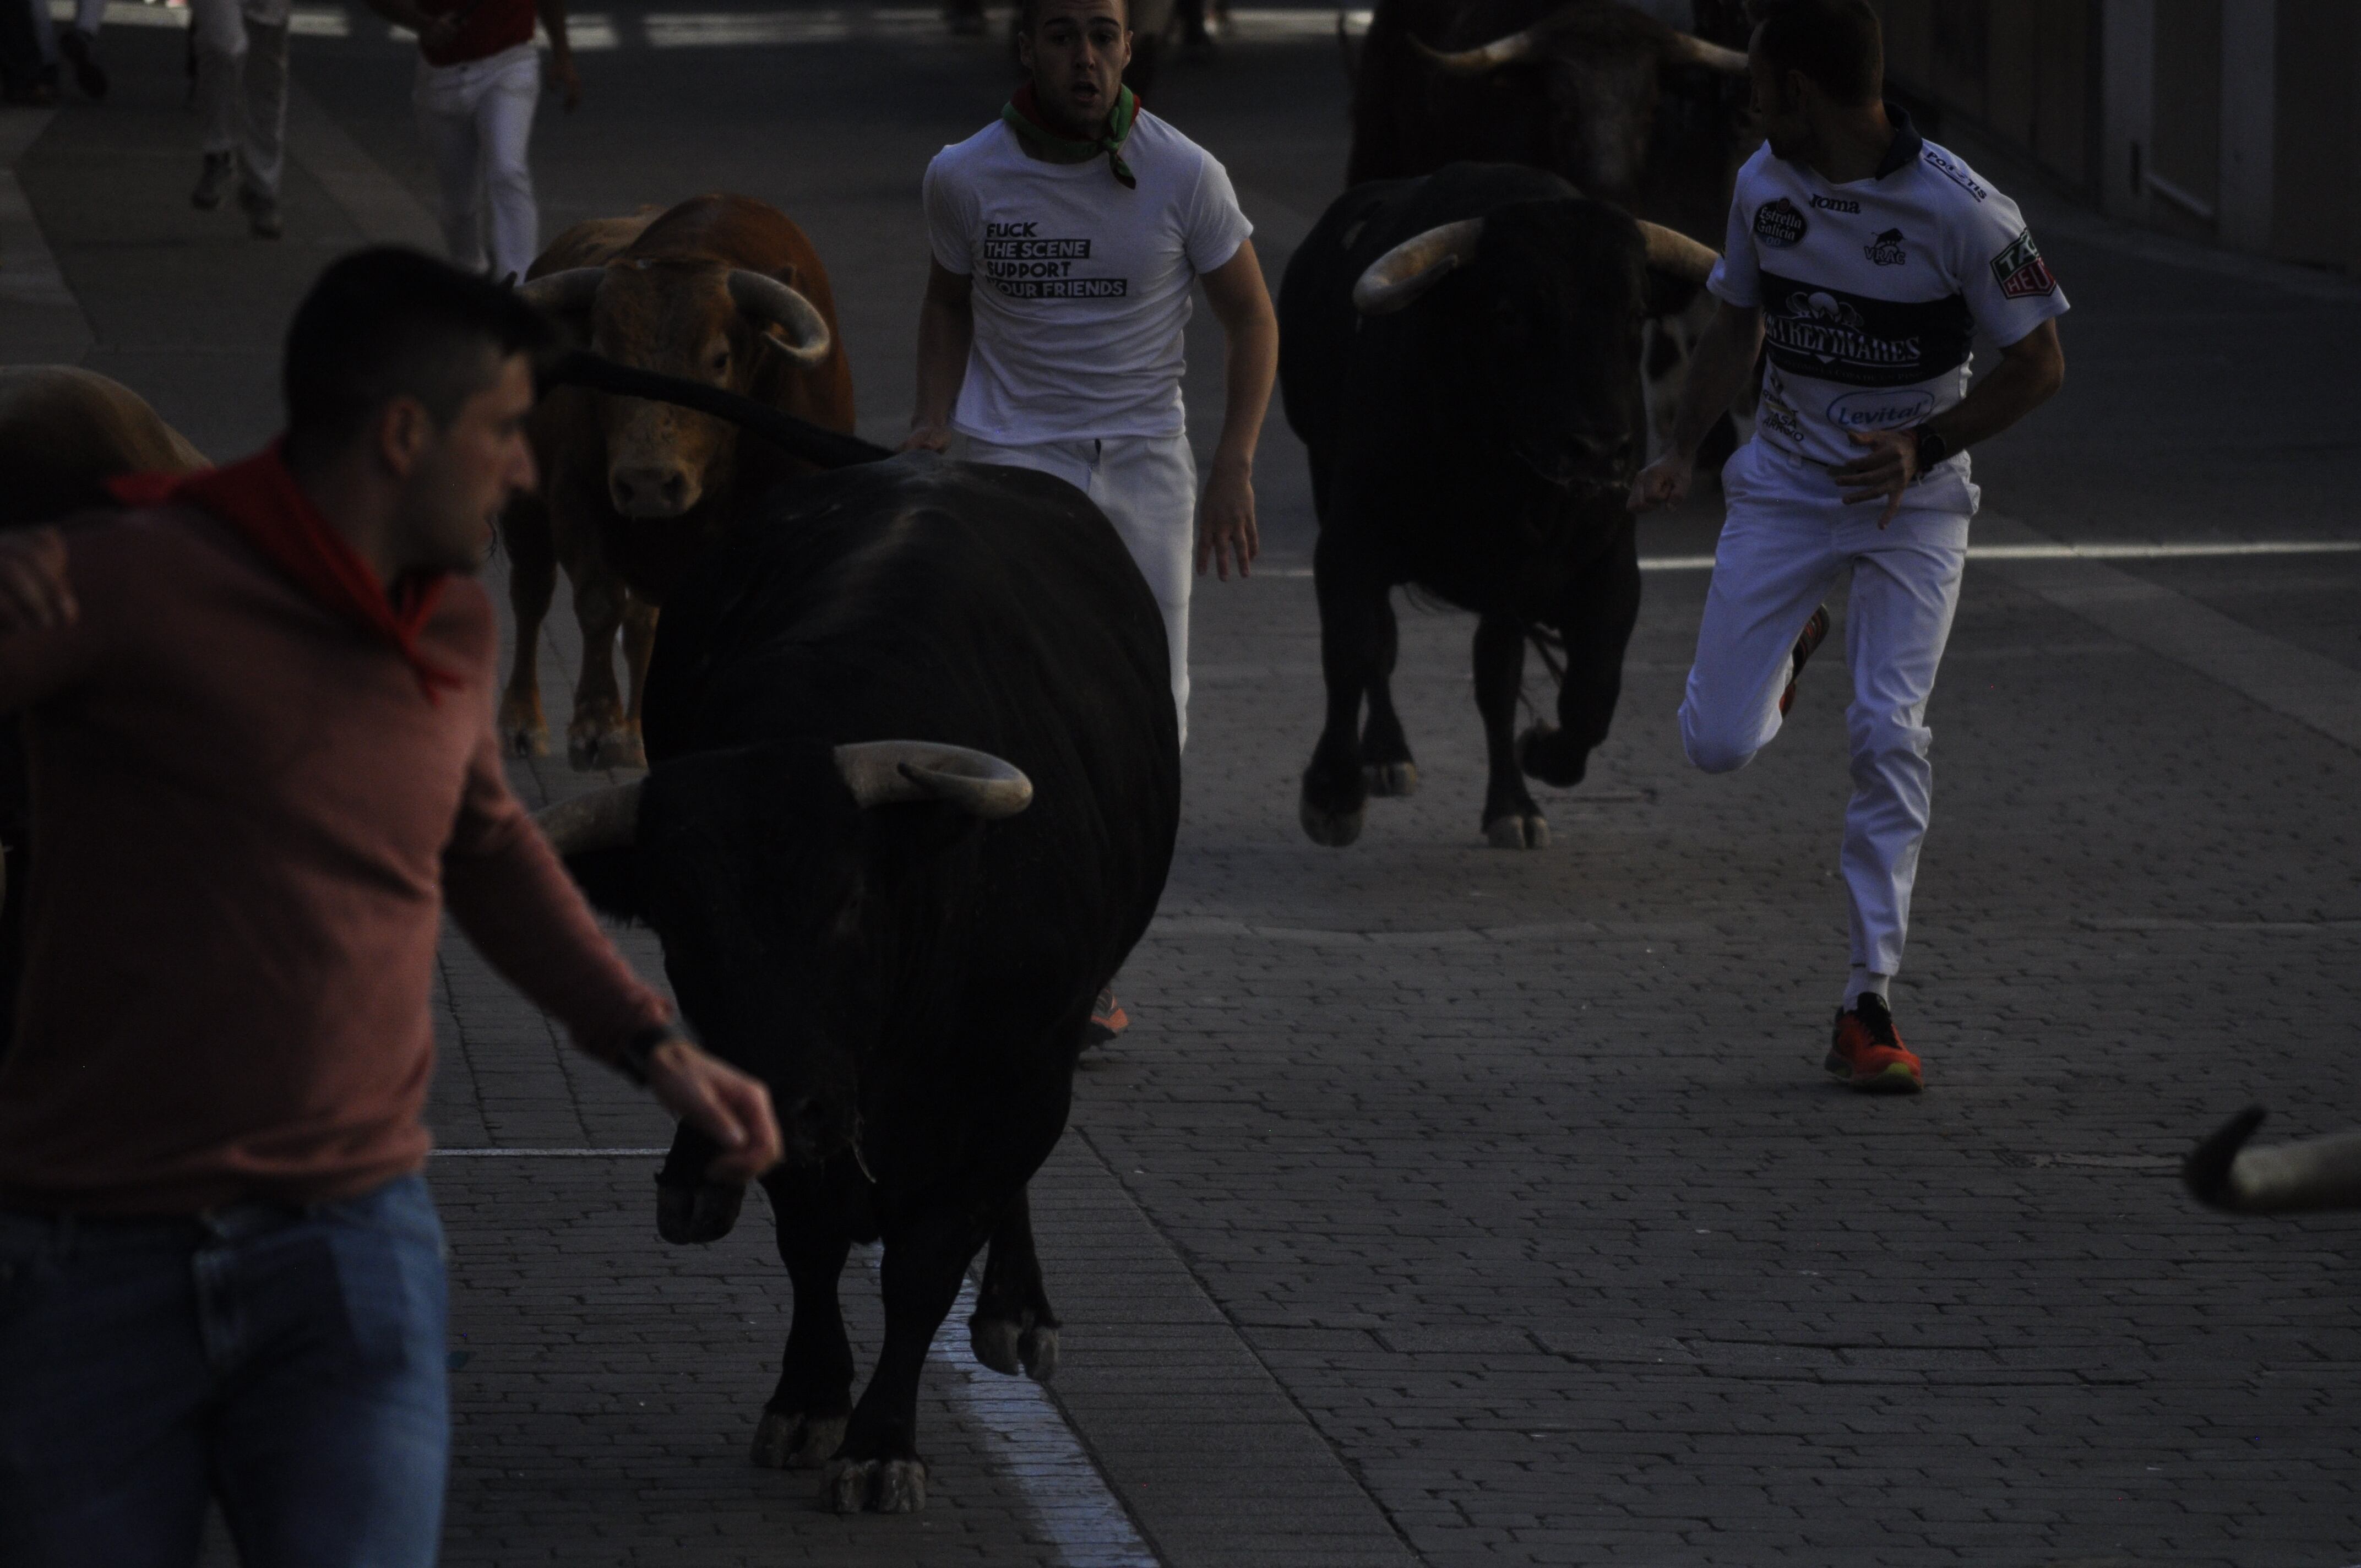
[559,845,645,923]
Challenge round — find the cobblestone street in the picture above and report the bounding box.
[8,3,2361,1562]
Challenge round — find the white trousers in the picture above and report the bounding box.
[190,0,291,196]
[967,432,1198,750]
[414,43,541,283]
[28,0,111,60]
[1678,441,1976,979]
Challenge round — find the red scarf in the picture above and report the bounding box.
[108,445,460,701]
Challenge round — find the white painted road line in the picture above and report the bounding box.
[432,1150,1159,1565]
[1271,540,2361,578]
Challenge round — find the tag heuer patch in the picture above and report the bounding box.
[1990,229,2057,298]
[1754,198,1805,249]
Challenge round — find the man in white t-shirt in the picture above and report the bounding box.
[905,0,1278,759]
[1629,0,2065,1094]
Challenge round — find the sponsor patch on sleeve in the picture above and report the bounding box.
[1754,198,1805,249]
[1990,230,2057,299]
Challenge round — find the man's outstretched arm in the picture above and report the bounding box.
[1628,299,1764,514]
[903,261,975,453]
[443,730,784,1182]
[1196,240,1277,581]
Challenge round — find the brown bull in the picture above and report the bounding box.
[502,194,856,769]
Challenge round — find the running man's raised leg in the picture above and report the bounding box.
[1678,489,1842,775]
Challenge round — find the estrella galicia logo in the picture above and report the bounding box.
[1990,229,2057,299]
[1754,197,1805,249]
[1865,227,1907,266]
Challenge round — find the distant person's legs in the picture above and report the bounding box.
[55,0,106,99]
[236,0,291,238]
[0,0,51,104]
[188,0,247,209]
[414,54,488,274]
[470,44,542,284]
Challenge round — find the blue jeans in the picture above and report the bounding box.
[0,1173,450,1567]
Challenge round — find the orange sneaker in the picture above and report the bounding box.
[1778,605,1831,718]
[1084,987,1129,1046]
[1824,994,1922,1093]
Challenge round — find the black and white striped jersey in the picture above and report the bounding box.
[1706,108,2070,477]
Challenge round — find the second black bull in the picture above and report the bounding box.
[1278,161,1717,850]
[531,354,1182,1512]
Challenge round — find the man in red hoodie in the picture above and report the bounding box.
[0,249,782,1567]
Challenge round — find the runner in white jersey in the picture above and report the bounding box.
[905,0,1277,760]
[1629,0,2066,1094]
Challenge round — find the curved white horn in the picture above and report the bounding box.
[726,271,833,367]
[834,741,1033,820]
[534,781,644,856]
[1352,219,1485,315]
[514,266,607,313]
[1410,26,1538,74]
[1635,221,1720,286]
[2228,1129,2361,1213]
[1662,31,1749,73]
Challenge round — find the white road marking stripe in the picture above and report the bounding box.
[928,1268,1160,1568]
[436,1152,1155,1561]
[1269,540,2361,578]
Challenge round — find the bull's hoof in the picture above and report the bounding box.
[971,1315,1059,1382]
[500,723,550,759]
[1484,813,1551,851]
[1363,761,1418,797]
[752,1408,846,1471]
[596,729,646,770]
[655,1179,745,1244]
[823,1457,927,1514]
[1299,797,1365,848]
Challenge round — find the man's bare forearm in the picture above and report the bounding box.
[1212,308,1275,472]
[1667,303,1765,461]
[1920,321,2064,454]
[534,0,570,56]
[911,297,972,432]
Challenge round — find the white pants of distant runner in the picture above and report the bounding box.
[191,0,291,199]
[968,432,1197,750]
[414,42,541,283]
[28,0,110,61]
[1678,439,1976,981]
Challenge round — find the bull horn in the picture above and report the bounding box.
[1352,219,1484,315]
[1635,221,1720,286]
[1410,26,1537,74]
[834,741,1032,819]
[1662,32,1749,73]
[534,781,644,855]
[726,271,833,367]
[514,266,607,313]
[2186,1107,2361,1215]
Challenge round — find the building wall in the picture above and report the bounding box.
[1874,0,2355,273]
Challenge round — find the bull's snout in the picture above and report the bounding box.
[610,462,699,519]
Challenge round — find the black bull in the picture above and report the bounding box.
[1277,162,1712,850]
[528,357,1183,1511]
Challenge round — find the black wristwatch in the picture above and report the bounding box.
[1911,424,1951,476]
[616,1025,677,1087]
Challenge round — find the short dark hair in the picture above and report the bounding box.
[1753,0,1883,107]
[282,247,549,464]
[1017,0,1125,38]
